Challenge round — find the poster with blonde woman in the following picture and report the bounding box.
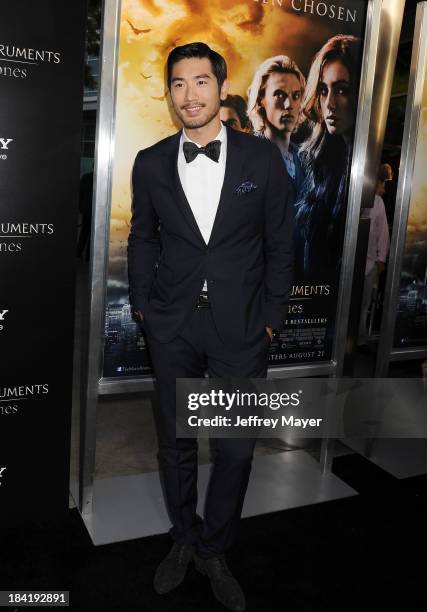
[102,0,367,378]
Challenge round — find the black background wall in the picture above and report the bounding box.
[0,1,87,523]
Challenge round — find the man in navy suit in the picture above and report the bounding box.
[128,42,293,612]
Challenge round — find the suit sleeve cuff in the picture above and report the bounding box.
[130,295,148,316]
[265,305,285,331]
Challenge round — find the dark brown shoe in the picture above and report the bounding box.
[153,542,195,594]
[194,553,246,611]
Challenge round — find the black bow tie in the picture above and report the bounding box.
[183,140,221,163]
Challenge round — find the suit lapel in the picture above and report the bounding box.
[209,125,244,245]
[165,130,206,245]
[163,125,245,246]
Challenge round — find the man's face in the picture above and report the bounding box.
[261,72,303,134]
[319,59,354,136]
[169,56,228,130]
[383,164,393,181]
[220,106,244,131]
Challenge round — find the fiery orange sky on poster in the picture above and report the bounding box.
[406,100,427,240]
[109,0,364,262]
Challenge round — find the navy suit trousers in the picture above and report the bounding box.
[144,305,270,558]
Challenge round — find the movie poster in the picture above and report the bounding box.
[394,63,427,350]
[102,0,367,378]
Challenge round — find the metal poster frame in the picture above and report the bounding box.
[376,1,427,377]
[78,0,404,513]
[79,0,122,515]
[97,0,404,395]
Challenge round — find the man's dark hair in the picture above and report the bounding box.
[220,95,250,129]
[167,42,227,90]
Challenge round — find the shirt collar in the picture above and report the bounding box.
[181,122,226,147]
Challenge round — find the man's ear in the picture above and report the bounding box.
[220,78,230,101]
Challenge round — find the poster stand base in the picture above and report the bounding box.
[76,450,356,546]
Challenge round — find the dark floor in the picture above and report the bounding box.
[1,452,426,612]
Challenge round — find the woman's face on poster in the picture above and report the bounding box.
[261,71,303,134]
[318,59,354,137]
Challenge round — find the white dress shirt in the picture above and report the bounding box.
[178,124,227,291]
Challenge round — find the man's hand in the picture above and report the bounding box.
[377,261,386,274]
[135,310,144,322]
[266,326,273,340]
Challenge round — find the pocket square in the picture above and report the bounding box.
[234,181,258,196]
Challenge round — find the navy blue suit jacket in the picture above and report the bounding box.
[127,125,294,349]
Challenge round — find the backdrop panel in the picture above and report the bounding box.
[0,1,87,522]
